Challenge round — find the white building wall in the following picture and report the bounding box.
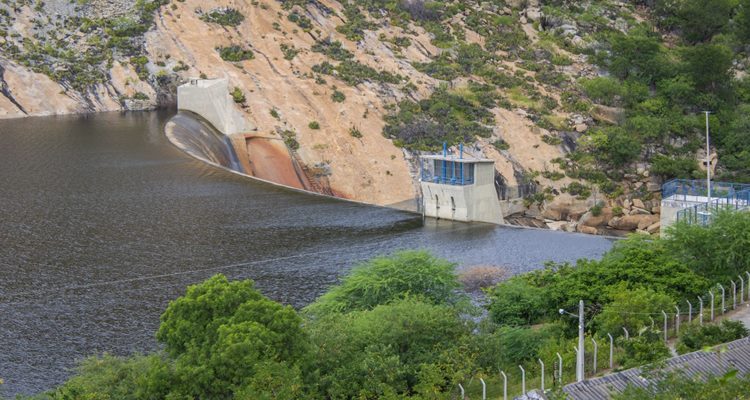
[421,161,504,225]
[177,78,251,136]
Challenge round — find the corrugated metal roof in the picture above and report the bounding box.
[562,337,750,399]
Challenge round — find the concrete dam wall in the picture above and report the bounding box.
[165,111,329,195]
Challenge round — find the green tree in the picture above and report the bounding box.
[604,28,668,83]
[156,274,310,399]
[307,298,469,399]
[736,0,750,40]
[304,250,463,316]
[675,0,735,43]
[487,278,546,326]
[594,286,676,337]
[680,43,733,96]
[665,209,750,280]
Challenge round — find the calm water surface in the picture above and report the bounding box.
[0,111,613,396]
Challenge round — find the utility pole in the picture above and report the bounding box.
[578,300,584,382]
[705,111,712,203]
[560,300,585,382]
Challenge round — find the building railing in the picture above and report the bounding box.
[662,179,750,202]
[676,198,750,225]
[420,158,475,186]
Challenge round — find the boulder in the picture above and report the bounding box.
[646,221,661,234]
[632,198,645,209]
[542,194,590,222]
[575,123,588,133]
[637,214,660,230]
[630,207,651,216]
[579,208,614,228]
[547,221,568,231]
[526,8,543,22]
[578,225,598,235]
[609,214,659,231]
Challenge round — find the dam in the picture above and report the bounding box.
[171,78,337,197]
[0,111,614,397]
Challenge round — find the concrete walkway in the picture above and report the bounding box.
[726,303,750,328]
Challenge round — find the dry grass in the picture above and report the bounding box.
[458,265,508,292]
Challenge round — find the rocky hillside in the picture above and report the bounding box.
[3,0,749,235]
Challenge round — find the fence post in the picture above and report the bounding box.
[699,296,704,325]
[674,305,680,336]
[739,275,745,305]
[500,370,507,400]
[556,353,563,386]
[718,284,726,314]
[709,290,715,321]
[745,272,750,302]
[732,280,737,310]
[622,327,629,340]
[591,338,598,374]
[662,310,668,342]
[480,378,486,400]
[687,300,693,323]
[539,359,545,392]
[519,365,526,395]
[458,384,465,400]
[607,333,614,369]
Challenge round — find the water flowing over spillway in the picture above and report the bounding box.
[0,111,614,397]
[165,111,243,173]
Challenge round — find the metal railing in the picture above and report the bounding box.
[676,197,750,225]
[662,179,750,201]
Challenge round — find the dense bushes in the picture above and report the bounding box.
[576,1,750,181]
[304,250,462,316]
[217,45,254,62]
[312,60,401,85]
[383,84,496,150]
[487,278,546,326]
[676,320,749,354]
[200,8,245,27]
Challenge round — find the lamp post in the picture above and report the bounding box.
[560,300,585,382]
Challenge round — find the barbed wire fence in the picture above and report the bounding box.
[456,271,750,400]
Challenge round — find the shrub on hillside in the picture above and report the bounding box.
[216,45,254,62]
[200,8,245,26]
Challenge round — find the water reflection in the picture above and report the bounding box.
[0,111,613,396]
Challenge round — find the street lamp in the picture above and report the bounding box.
[560,300,585,382]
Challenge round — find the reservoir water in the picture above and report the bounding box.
[0,111,613,396]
